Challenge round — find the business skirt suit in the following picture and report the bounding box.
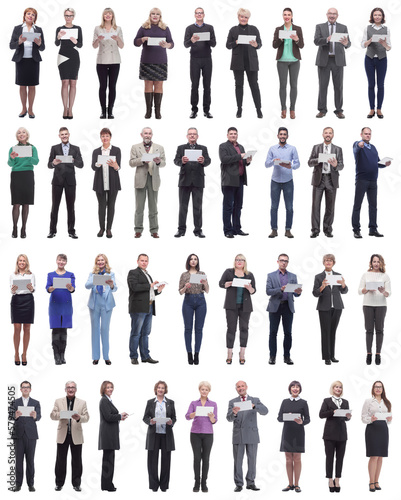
[319,397,350,478]
[55,25,82,80]
[277,398,310,452]
[99,395,121,491]
[85,272,117,360]
[362,398,390,457]
[10,24,45,86]
[10,273,35,324]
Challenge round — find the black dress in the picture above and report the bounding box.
[278,398,310,453]
[55,25,82,80]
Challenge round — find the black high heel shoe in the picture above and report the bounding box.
[21,227,26,238]
[93,360,99,365]
[105,360,111,365]
[12,226,18,238]
[329,479,335,493]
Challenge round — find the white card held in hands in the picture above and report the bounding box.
[22,31,41,42]
[18,406,35,417]
[13,146,32,157]
[237,35,256,44]
[12,279,31,290]
[60,410,75,419]
[97,155,116,166]
[52,277,71,289]
[330,32,348,43]
[232,278,251,288]
[374,412,391,421]
[325,274,343,286]
[184,149,203,162]
[153,281,168,289]
[243,150,257,160]
[237,400,253,411]
[365,282,384,291]
[318,153,336,163]
[378,157,392,165]
[283,413,301,421]
[284,283,302,293]
[93,274,111,286]
[189,274,207,284]
[56,155,73,163]
[279,30,296,39]
[333,409,352,417]
[196,32,210,41]
[147,37,166,46]
[60,28,78,40]
[195,406,215,417]
[141,153,158,162]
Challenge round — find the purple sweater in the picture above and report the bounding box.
[134,25,174,64]
[185,398,218,434]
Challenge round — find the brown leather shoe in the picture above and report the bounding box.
[285,230,294,238]
[316,112,326,118]
[135,232,141,238]
[151,232,159,238]
[281,109,287,119]
[268,229,278,238]
[290,110,296,119]
[336,112,345,119]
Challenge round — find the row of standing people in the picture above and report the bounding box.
[11,379,392,494]
[10,7,391,120]
[10,252,390,367]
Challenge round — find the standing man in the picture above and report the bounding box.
[129,127,166,239]
[174,127,211,238]
[219,127,252,238]
[266,254,302,365]
[352,127,391,238]
[227,381,268,492]
[265,127,300,238]
[184,7,216,119]
[128,254,165,365]
[308,127,344,237]
[314,8,351,119]
[50,381,89,492]
[12,381,41,492]
[47,127,83,239]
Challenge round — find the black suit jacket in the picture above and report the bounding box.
[91,146,121,193]
[48,144,83,186]
[12,397,41,439]
[10,25,45,62]
[319,397,350,441]
[226,24,261,71]
[314,22,350,67]
[127,267,161,315]
[219,268,256,312]
[308,143,344,189]
[143,397,176,451]
[98,395,121,450]
[174,143,211,188]
[312,271,348,311]
[219,141,248,187]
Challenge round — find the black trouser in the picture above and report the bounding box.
[190,57,212,112]
[190,433,213,483]
[96,63,120,109]
[101,449,115,490]
[178,186,203,233]
[364,305,386,353]
[318,308,342,360]
[233,69,261,109]
[96,191,118,230]
[147,433,171,491]
[50,184,76,234]
[226,305,251,348]
[55,433,82,487]
[52,328,67,356]
[16,435,36,487]
[324,439,346,478]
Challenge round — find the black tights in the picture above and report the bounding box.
[12,204,29,228]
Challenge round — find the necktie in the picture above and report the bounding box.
[242,396,246,401]
[329,24,334,54]
[323,145,329,173]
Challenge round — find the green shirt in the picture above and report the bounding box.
[8,144,39,172]
[279,25,298,63]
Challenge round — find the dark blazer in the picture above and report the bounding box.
[127,267,161,315]
[10,25,45,62]
[226,395,268,444]
[266,269,300,314]
[98,395,121,450]
[308,143,344,188]
[219,268,256,312]
[48,144,84,186]
[91,146,121,193]
[313,271,348,311]
[314,22,351,67]
[174,143,211,188]
[226,24,261,71]
[219,140,247,187]
[12,397,41,439]
[273,24,304,60]
[143,397,176,451]
[319,397,350,441]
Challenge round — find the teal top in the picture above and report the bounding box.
[235,274,246,304]
[8,144,39,172]
[279,25,298,62]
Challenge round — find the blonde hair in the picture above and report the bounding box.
[93,254,111,274]
[100,8,117,30]
[64,7,75,16]
[233,254,249,274]
[329,380,343,396]
[323,253,336,265]
[16,127,30,142]
[14,254,32,275]
[142,8,167,30]
[237,8,251,18]
[198,381,211,391]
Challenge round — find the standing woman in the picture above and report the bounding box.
[46,254,75,365]
[10,254,35,366]
[272,8,304,119]
[85,254,117,366]
[143,381,176,492]
[179,254,209,365]
[277,380,310,493]
[55,8,83,119]
[363,8,391,118]
[185,381,217,492]
[319,381,352,493]
[359,254,391,365]
[9,8,45,118]
[91,128,121,238]
[8,127,39,238]
[99,381,128,492]
[219,254,256,365]
[93,8,124,119]
[361,381,392,492]
[313,254,348,365]
[226,8,262,118]
[134,8,174,119]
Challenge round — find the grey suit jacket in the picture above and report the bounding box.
[226,396,268,445]
[266,270,300,314]
[312,270,348,311]
[314,22,351,67]
[129,142,166,191]
[308,143,344,188]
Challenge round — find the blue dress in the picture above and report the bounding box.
[46,270,75,328]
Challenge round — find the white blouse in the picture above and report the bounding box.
[361,397,391,425]
[10,273,36,295]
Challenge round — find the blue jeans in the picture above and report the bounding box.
[351,179,377,232]
[182,294,207,353]
[269,301,293,358]
[129,303,153,360]
[365,55,387,110]
[90,300,112,360]
[270,179,293,230]
[222,176,244,235]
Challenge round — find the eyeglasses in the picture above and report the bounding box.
[278,259,289,263]
[65,14,74,17]
[374,386,383,390]
[66,386,77,390]
[21,386,31,389]
[195,12,204,15]
[235,259,245,262]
